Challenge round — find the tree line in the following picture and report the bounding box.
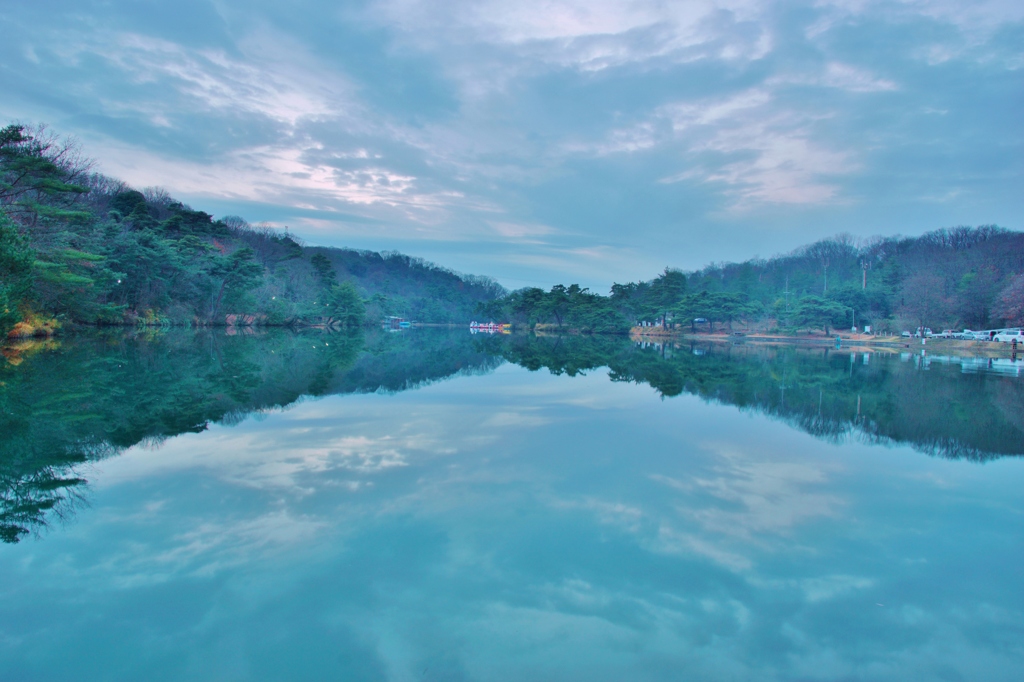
[5,122,1021,339]
[0,123,504,338]
[477,228,1024,335]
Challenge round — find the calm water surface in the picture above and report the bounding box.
[1,330,1022,681]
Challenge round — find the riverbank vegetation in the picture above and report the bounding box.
[0,124,504,339]
[480,227,1024,336]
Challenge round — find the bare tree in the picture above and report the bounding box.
[993,274,1024,326]
[142,186,173,207]
[899,272,949,332]
[804,240,834,295]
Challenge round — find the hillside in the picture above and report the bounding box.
[4,123,1021,340]
[678,228,1024,334]
[0,124,504,337]
[481,227,1024,335]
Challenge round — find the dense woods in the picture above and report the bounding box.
[482,228,1024,335]
[0,124,504,338]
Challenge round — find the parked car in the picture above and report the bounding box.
[901,331,912,338]
[939,329,956,338]
[993,329,1024,343]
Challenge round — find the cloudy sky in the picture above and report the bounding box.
[1,0,1021,289]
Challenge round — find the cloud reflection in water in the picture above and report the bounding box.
[1,363,1022,681]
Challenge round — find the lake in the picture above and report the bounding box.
[1,329,1022,681]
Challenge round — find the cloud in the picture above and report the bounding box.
[682,440,844,538]
[767,62,900,92]
[586,88,858,206]
[814,0,1024,36]
[1,0,1020,286]
[57,31,354,127]
[371,0,773,72]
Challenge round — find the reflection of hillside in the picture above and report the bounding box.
[0,329,499,543]
[483,335,1024,462]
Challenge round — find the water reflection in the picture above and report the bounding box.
[0,328,498,543]
[3,330,1024,544]
[480,334,1024,460]
[0,330,1022,680]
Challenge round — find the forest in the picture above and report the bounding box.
[0,123,504,338]
[3,122,1022,340]
[480,227,1024,335]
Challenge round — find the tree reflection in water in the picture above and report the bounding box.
[0,328,498,543]
[2,329,1021,542]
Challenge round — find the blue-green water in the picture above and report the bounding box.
[1,330,1022,680]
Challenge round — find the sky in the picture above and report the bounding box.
[1,0,1021,290]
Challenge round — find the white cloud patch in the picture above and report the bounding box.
[372,0,774,73]
[589,88,857,206]
[65,32,352,126]
[489,220,559,240]
[680,440,844,539]
[815,0,1024,36]
[767,62,899,92]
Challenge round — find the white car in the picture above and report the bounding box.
[993,329,1023,343]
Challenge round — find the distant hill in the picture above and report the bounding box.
[676,227,1024,333]
[0,123,504,337]
[482,227,1024,335]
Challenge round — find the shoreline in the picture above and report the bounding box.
[631,329,1020,358]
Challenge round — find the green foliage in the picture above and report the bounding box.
[0,213,34,334]
[0,124,89,221]
[674,291,762,332]
[310,252,338,289]
[645,268,687,325]
[6,121,1020,335]
[0,122,507,329]
[675,227,1024,332]
[610,269,689,326]
[212,247,263,318]
[326,281,366,328]
[483,284,630,334]
[790,295,849,335]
